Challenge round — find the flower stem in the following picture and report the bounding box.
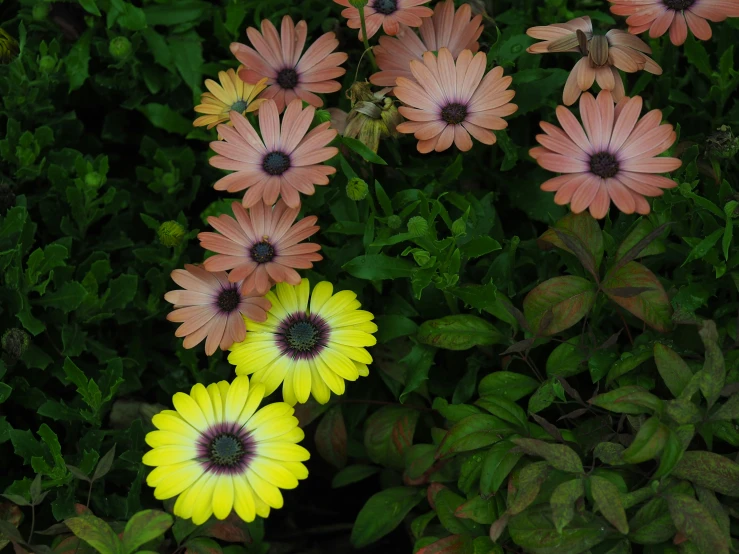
[357,7,377,72]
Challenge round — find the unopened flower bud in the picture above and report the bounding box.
[387,215,401,229]
[39,55,56,73]
[346,177,369,201]
[407,216,429,237]
[162,173,176,189]
[32,4,50,21]
[158,221,186,247]
[451,218,466,236]
[2,328,30,360]
[85,172,103,188]
[108,36,132,59]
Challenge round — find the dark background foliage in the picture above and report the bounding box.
[1,0,738,553]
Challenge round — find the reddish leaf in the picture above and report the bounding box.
[364,406,418,470]
[427,483,447,510]
[52,536,97,554]
[201,513,251,543]
[315,406,348,469]
[523,276,596,335]
[293,398,329,428]
[602,261,673,332]
[416,534,472,554]
[538,212,604,269]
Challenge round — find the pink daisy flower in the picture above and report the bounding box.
[530,90,681,219]
[230,15,348,113]
[209,99,339,209]
[334,0,434,40]
[394,48,517,153]
[370,0,484,87]
[527,16,662,106]
[198,200,322,295]
[164,264,271,356]
[608,0,739,46]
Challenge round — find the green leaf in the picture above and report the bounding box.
[350,487,423,548]
[36,281,88,313]
[436,414,514,459]
[550,478,584,533]
[343,254,414,280]
[65,515,122,554]
[168,32,203,92]
[546,338,586,378]
[711,393,739,421]
[121,510,173,554]
[653,343,693,398]
[684,35,712,77]
[653,426,689,479]
[539,212,604,269]
[138,104,192,134]
[92,444,116,481]
[416,534,473,554]
[602,262,672,332]
[590,476,628,534]
[697,320,725,409]
[462,236,502,258]
[455,496,497,525]
[628,497,675,545]
[341,136,387,165]
[480,440,523,495]
[508,461,549,515]
[671,451,739,496]
[523,276,596,335]
[475,396,528,432]
[682,229,723,266]
[615,218,666,261]
[508,505,607,554]
[605,345,654,384]
[103,274,138,311]
[667,494,729,554]
[417,315,505,351]
[331,465,380,489]
[435,488,484,535]
[315,407,347,469]
[589,386,662,415]
[621,417,668,464]
[364,406,418,470]
[78,0,102,16]
[67,31,92,92]
[511,438,583,473]
[478,372,539,402]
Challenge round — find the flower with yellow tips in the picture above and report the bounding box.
[194,68,267,130]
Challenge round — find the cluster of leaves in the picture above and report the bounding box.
[0,0,738,553]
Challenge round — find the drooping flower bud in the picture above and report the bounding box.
[407,216,429,237]
[2,328,29,361]
[346,177,369,201]
[344,83,404,153]
[158,221,186,247]
[39,55,56,73]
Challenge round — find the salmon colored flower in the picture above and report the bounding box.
[334,0,434,40]
[199,201,322,295]
[530,90,681,219]
[194,68,267,130]
[608,0,739,46]
[394,48,517,153]
[165,265,271,356]
[230,16,347,113]
[526,16,662,106]
[209,99,338,209]
[370,0,484,87]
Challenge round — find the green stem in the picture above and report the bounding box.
[357,7,377,72]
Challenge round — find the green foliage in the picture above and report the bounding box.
[1,0,738,552]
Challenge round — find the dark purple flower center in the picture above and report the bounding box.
[263,151,291,176]
[276,68,299,89]
[441,102,468,125]
[663,0,695,10]
[230,100,248,113]
[589,151,620,179]
[209,433,245,467]
[217,288,241,313]
[277,313,329,359]
[251,240,275,263]
[373,0,397,14]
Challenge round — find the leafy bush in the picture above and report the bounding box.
[1,0,738,553]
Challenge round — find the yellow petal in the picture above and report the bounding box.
[262,290,288,321]
[250,458,298,490]
[275,282,300,314]
[218,71,238,105]
[151,412,200,440]
[154,462,203,500]
[190,384,216,427]
[246,470,283,509]
[254,492,271,518]
[238,383,265,426]
[174,473,209,520]
[317,290,358,319]
[280,461,309,480]
[204,78,231,105]
[172,392,208,431]
[253,357,290,396]
[145,430,195,448]
[330,330,377,347]
[260,426,304,444]
[319,349,359,381]
[250,416,299,442]
[356,362,369,377]
[225,376,250,422]
[147,460,200,488]
[282,363,298,406]
[230,344,281,373]
[309,281,333,314]
[328,342,373,364]
[296,279,310,312]
[293,360,311,404]
[212,474,235,520]
[192,473,217,525]
[207,383,224,423]
[313,357,345,396]
[142,445,197,466]
[257,443,310,462]
[232,475,257,522]
[309,365,331,405]
[328,310,375,328]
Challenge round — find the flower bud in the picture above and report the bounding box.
[85,172,103,188]
[407,216,429,237]
[451,218,466,236]
[705,125,739,160]
[32,3,50,21]
[2,328,29,361]
[387,215,401,229]
[346,177,369,201]
[158,221,186,247]
[380,98,402,138]
[162,172,176,189]
[39,55,56,73]
[108,36,132,60]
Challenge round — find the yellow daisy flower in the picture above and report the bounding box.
[143,376,309,524]
[194,68,268,130]
[229,279,377,405]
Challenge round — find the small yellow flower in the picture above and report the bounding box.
[194,67,268,130]
[229,279,377,405]
[0,28,19,64]
[143,376,309,524]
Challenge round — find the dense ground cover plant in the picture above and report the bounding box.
[1,0,739,553]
